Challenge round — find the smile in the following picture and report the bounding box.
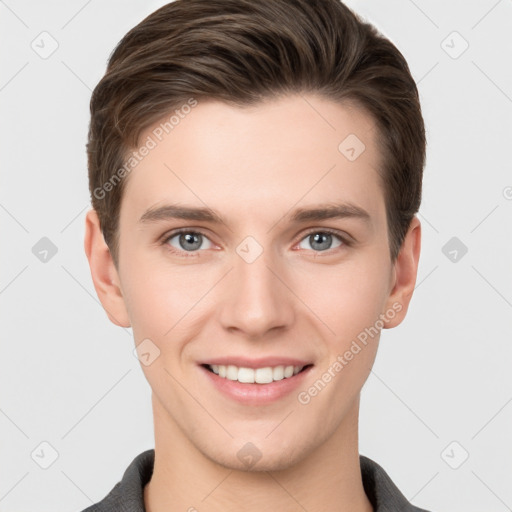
[205,364,309,384]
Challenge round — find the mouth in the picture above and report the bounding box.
[198,357,314,404]
[202,363,313,384]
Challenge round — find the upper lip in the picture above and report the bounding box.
[199,357,313,369]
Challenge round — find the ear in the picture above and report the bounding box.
[382,216,421,329]
[84,209,131,328]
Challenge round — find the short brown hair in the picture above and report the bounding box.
[87,0,426,266]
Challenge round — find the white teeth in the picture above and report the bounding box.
[226,365,238,380]
[208,364,306,383]
[238,367,254,383]
[272,366,284,381]
[255,367,273,384]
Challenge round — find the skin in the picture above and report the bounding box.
[84,93,421,512]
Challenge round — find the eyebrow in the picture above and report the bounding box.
[139,202,372,226]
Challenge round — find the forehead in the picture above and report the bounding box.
[119,94,386,228]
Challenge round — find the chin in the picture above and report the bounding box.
[200,437,312,473]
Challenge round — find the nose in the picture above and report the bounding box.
[217,245,295,340]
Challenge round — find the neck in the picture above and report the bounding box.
[144,394,373,512]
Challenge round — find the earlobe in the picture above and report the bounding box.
[382,216,421,329]
[83,209,131,328]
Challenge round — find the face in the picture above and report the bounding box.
[86,93,420,472]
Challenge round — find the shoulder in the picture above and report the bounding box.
[79,449,155,512]
[360,454,433,512]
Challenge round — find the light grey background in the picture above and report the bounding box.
[1,1,511,511]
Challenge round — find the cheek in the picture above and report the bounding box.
[119,250,222,374]
[121,265,206,393]
[123,267,202,340]
[295,262,387,420]
[290,253,391,344]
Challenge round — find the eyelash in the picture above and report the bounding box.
[160,227,351,258]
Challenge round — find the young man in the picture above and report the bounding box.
[83,0,430,510]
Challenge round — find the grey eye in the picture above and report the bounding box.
[298,232,342,252]
[168,232,213,252]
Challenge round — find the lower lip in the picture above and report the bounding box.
[199,365,313,405]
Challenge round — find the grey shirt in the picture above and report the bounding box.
[80,449,432,511]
